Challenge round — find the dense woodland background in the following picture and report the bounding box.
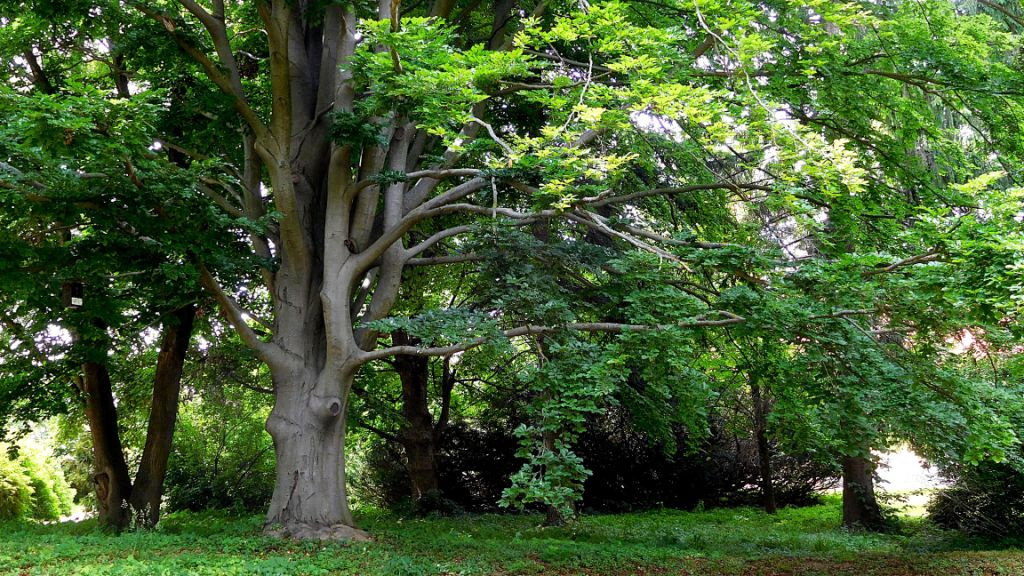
[0,0,1022,549]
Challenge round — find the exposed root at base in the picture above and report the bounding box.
[264,522,372,542]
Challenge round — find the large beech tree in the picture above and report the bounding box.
[129,0,769,539]
[4,0,1023,538]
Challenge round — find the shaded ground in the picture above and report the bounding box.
[1,497,1020,575]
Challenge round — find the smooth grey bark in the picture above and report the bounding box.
[180,0,494,539]
[263,368,362,539]
[166,0,738,540]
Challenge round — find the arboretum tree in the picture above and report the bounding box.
[0,5,256,528]
[2,0,1022,538]
[0,87,212,529]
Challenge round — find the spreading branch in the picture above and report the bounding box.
[198,265,284,366]
[569,210,693,270]
[586,182,772,208]
[404,225,474,260]
[357,311,745,364]
[406,253,483,266]
[136,5,271,144]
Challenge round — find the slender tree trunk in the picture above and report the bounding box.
[78,305,197,530]
[79,361,133,530]
[842,454,886,531]
[750,376,777,514]
[129,304,196,528]
[541,426,572,526]
[391,330,454,507]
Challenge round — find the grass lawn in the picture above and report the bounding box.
[1,496,1021,575]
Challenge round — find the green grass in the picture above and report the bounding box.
[1,496,1021,575]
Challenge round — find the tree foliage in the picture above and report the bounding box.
[0,0,1022,537]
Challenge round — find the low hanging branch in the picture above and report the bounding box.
[356,310,745,364]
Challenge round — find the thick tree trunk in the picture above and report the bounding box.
[79,361,133,530]
[750,377,777,514]
[264,366,369,540]
[129,304,196,528]
[842,454,886,531]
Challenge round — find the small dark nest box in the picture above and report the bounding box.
[62,282,84,308]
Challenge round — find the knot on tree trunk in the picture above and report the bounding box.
[312,395,343,421]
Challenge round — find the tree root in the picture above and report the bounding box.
[264,522,372,542]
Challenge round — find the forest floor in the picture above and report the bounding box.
[1,495,1021,575]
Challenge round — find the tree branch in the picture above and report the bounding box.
[198,182,245,218]
[862,248,943,277]
[357,311,745,364]
[585,182,772,208]
[198,265,284,366]
[0,312,48,365]
[808,309,877,320]
[356,420,400,443]
[569,210,693,270]
[406,253,483,266]
[405,225,474,260]
[136,5,270,143]
[979,0,1024,29]
[351,168,482,195]
[353,178,488,273]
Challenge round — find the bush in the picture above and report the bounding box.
[349,423,520,513]
[19,446,74,520]
[0,449,32,520]
[0,442,74,521]
[352,409,837,515]
[164,385,275,513]
[929,460,1024,539]
[349,435,412,510]
[577,409,838,512]
[438,424,520,511]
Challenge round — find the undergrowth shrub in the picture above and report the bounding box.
[19,446,74,520]
[929,459,1024,539]
[0,443,72,521]
[0,449,32,520]
[577,409,838,512]
[349,424,521,513]
[349,435,410,510]
[164,388,275,512]
[352,409,836,514]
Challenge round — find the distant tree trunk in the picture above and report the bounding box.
[531,221,572,527]
[394,343,439,500]
[79,361,133,530]
[392,331,456,509]
[750,375,777,514]
[128,304,196,527]
[842,454,886,531]
[542,424,573,526]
